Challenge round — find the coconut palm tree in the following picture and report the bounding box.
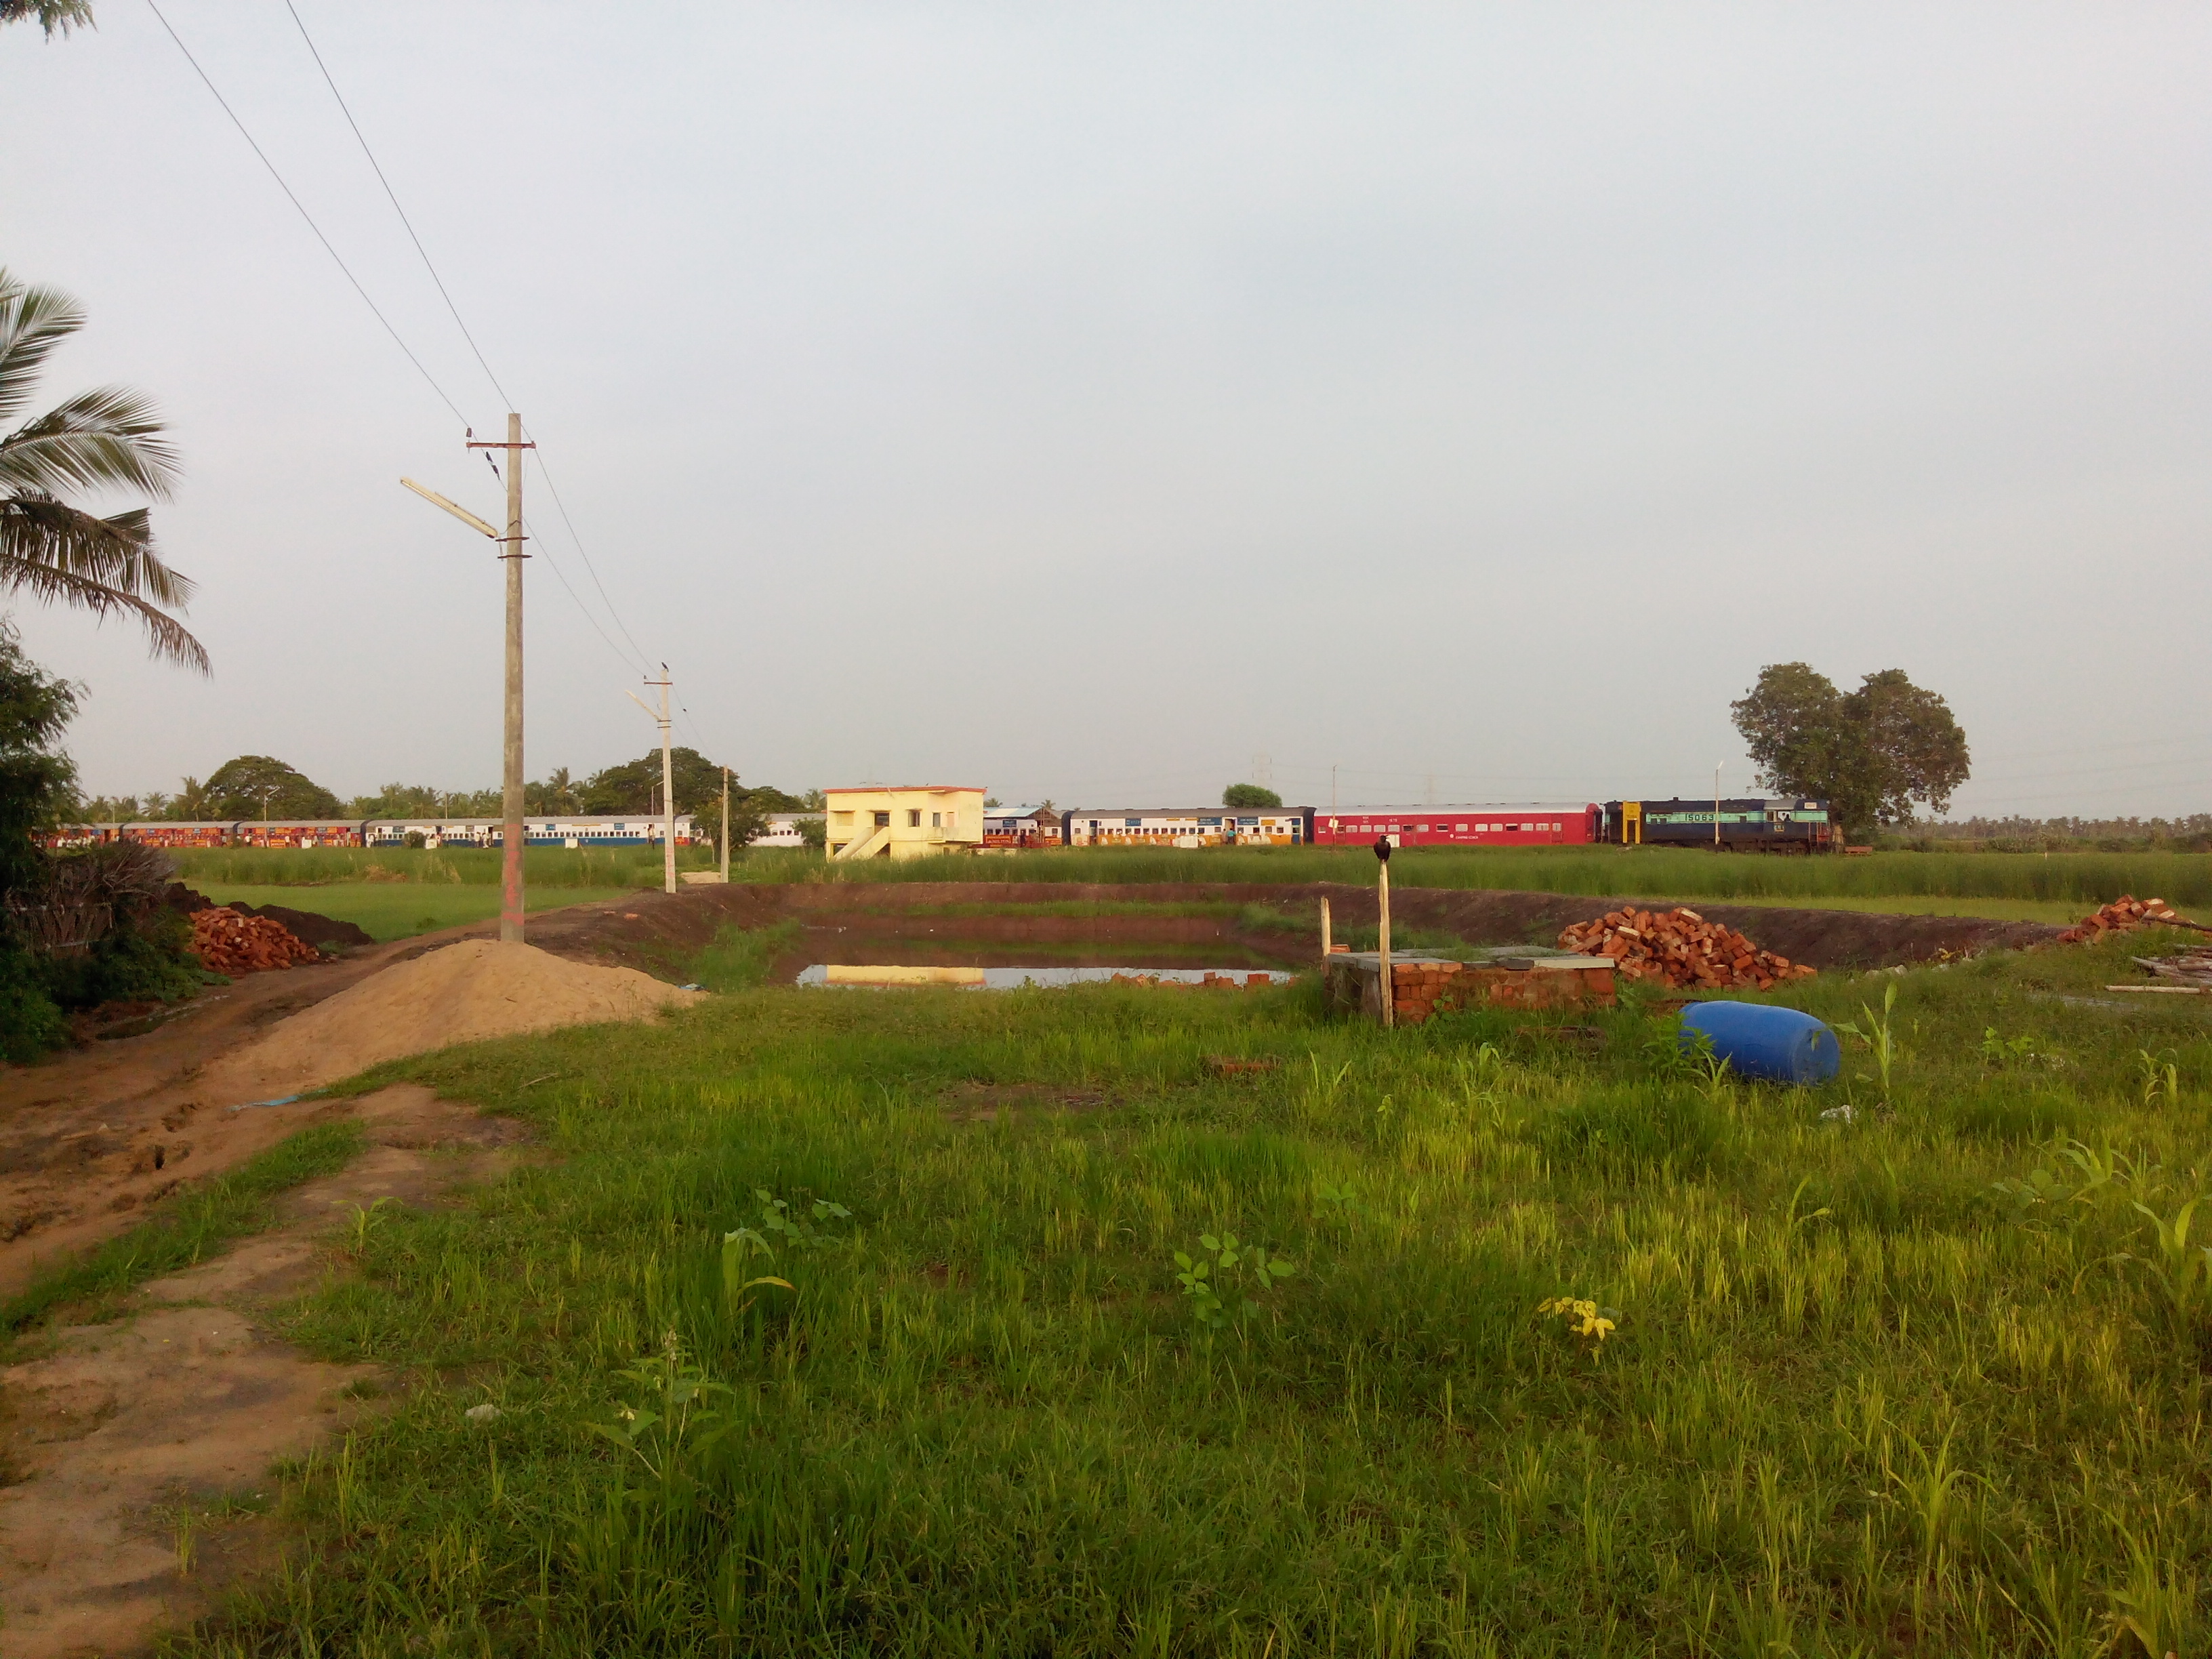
[0,269,207,673]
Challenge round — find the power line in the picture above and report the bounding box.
[525,447,655,671]
[281,0,514,411]
[273,5,661,681]
[146,0,472,430]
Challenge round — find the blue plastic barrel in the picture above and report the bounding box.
[1678,1002,1840,1085]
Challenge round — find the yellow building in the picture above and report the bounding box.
[823,785,986,861]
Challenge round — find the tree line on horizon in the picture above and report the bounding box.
[75,750,817,842]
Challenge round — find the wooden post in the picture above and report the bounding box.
[1320,895,1332,960]
[1377,850,1393,1029]
[720,767,731,882]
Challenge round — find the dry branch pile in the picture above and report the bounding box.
[190,906,321,975]
[1558,907,1815,990]
[2057,896,2198,944]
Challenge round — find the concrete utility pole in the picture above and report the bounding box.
[628,666,676,894]
[1714,762,1723,849]
[403,409,534,943]
[720,766,731,882]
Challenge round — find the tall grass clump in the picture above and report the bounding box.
[169,928,2212,1656]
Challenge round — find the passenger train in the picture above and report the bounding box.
[41,815,701,851]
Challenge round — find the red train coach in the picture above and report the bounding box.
[1311,805,1601,848]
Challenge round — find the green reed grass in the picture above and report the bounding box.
[173,930,2212,1656]
[194,884,642,942]
[172,844,720,890]
[734,844,2212,909]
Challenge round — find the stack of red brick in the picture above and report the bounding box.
[1557,907,1814,990]
[190,906,320,975]
[2057,895,2190,944]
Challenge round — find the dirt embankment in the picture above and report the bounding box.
[520,879,2065,977]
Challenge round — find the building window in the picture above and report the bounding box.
[931,811,941,827]
[907,810,921,827]
[874,811,891,828]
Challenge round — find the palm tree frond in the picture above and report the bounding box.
[0,386,180,499]
[0,497,208,672]
[0,1,96,39]
[0,496,196,610]
[0,270,88,428]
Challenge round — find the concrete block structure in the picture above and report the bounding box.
[825,786,985,861]
[1324,949,1617,1025]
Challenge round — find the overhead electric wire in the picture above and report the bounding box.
[276,3,663,682]
[146,0,472,430]
[525,449,656,672]
[281,0,514,412]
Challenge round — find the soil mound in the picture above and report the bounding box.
[200,939,704,1097]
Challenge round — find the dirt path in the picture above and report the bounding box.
[0,1084,526,1658]
[0,923,508,1294]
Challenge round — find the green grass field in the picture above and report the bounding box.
[196,884,642,942]
[738,846,2212,912]
[173,844,719,890]
[116,927,2212,1656]
[174,843,2212,916]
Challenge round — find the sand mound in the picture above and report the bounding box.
[199,940,704,1099]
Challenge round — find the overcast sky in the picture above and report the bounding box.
[6,3,2207,816]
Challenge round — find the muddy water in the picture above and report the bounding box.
[796,964,1300,990]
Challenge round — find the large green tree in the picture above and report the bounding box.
[203,755,343,820]
[582,748,807,847]
[0,620,78,896]
[1223,783,1283,809]
[1731,663,1970,836]
[0,270,207,672]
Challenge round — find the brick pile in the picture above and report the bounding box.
[2057,895,2194,944]
[190,906,321,975]
[1557,907,1815,990]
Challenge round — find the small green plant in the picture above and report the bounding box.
[2121,1195,2211,1324]
[1979,1027,2047,1069]
[749,1188,851,1251]
[1642,1021,1711,1081]
[2138,1049,2182,1109]
[587,1331,736,1483]
[345,1195,392,1256]
[718,1226,793,1314]
[1993,1141,2148,1225]
[1313,1181,1368,1224]
[1990,1164,2081,1225]
[1839,982,1904,1101]
[1172,1232,1294,1335]
[1692,1045,1734,1105]
[1537,1295,1620,1358]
